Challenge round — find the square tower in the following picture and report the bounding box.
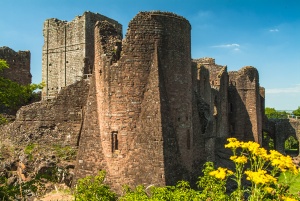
[42,11,122,99]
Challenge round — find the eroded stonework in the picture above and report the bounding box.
[1,11,270,192]
[42,11,122,99]
[0,46,31,85]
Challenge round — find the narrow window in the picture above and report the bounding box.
[187,129,190,150]
[111,131,118,152]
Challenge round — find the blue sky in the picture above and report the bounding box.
[1,0,299,110]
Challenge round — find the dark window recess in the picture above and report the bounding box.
[187,129,190,150]
[111,131,118,152]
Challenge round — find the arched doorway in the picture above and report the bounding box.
[285,136,299,156]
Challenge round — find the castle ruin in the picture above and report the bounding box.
[40,11,264,190]
[1,11,270,192]
[0,46,31,85]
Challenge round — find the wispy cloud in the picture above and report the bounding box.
[266,84,300,94]
[195,10,214,19]
[211,43,240,51]
[269,28,279,32]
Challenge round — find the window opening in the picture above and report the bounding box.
[111,131,118,152]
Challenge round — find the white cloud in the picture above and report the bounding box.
[211,43,241,51]
[266,84,300,94]
[269,28,279,32]
[212,43,240,48]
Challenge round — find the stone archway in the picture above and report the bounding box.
[285,135,299,156]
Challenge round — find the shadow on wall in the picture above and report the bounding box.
[269,118,299,155]
[228,85,253,142]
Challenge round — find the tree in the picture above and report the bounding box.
[0,59,43,110]
[265,107,289,119]
[292,106,300,117]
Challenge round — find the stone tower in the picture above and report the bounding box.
[228,67,263,144]
[42,11,122,98]
[75,11,205,191]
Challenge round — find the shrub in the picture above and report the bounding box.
[74,170,116,201]
[120,181,201,200]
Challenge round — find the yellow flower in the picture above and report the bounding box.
[225,138,241,149]
[269,151,298,174]
[230,155,247,164]
[209,167,232,180]
[282,196,298,201]
[264,186,274,194]
[245,169,277,185]
[242,141,260,154]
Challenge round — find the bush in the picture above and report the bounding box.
[74,171,116,201]
[120,181,201,200]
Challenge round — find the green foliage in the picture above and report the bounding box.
[278,170,300,195]
[197,162,230,200]
[0,176,40,201]
[35,166,59,183]
[0,114,7,125]
[0,59,44,110]
[0,77,44,109]
[52,144,76,160]
[120,185,149,200]
[0,59,9,71]
[285,136,299,150]
[74,170,116,201]
[120,181,201,200]
[293,106,300,117]
[24,143,36,161]
[265,107,289,119]
[263,131,275,149]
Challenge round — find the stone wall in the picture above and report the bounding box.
[42,11,122,98]
[228,67,263,143]
[74,12,265,191]
[268,118,300,154]
[0,11,267,193]
[0,46,31,85]
[1,79,89,147]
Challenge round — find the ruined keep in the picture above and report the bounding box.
[49,11,263,190]
[1,11,268,192]
[42,11,122,98]
[0,46,31,85]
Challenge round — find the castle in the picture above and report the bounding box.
[1,11,276,191]
[39,11,265,190]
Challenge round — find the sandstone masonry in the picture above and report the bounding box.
[0,46,31,85]
[42,11,122,99]
[1,11,270,192]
